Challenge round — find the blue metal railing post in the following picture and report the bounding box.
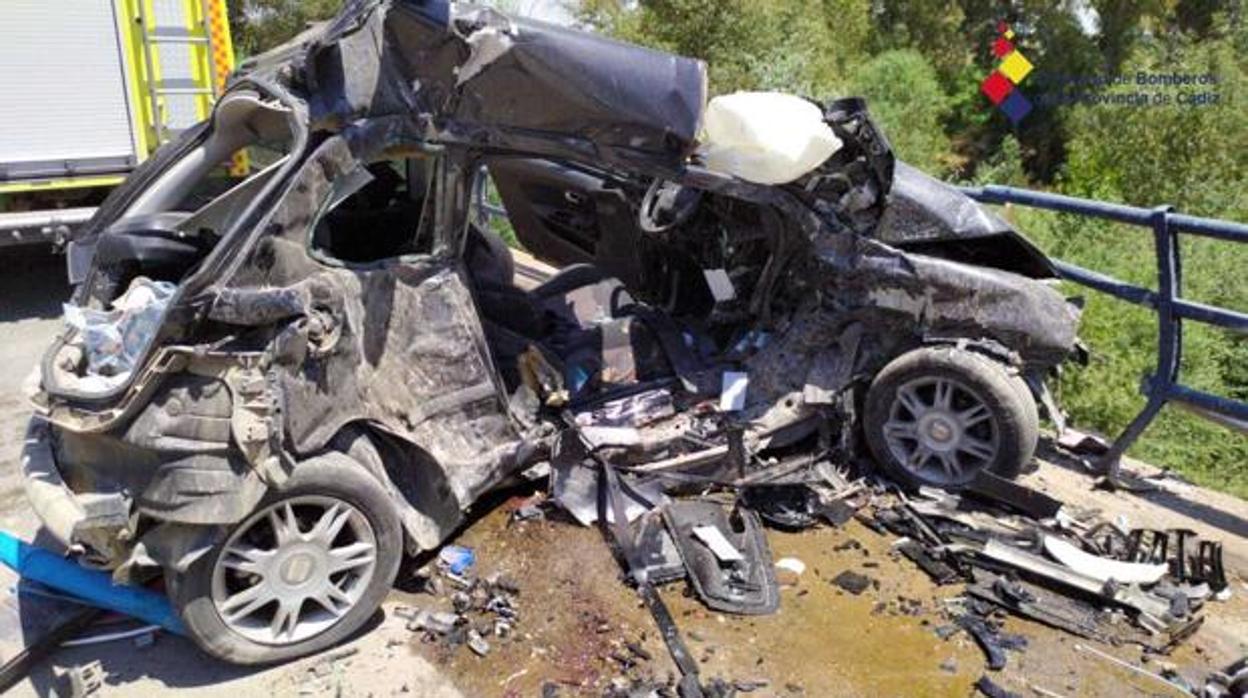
[957,184,1248,489]
[1097,207,1179,484]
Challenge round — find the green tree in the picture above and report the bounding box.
[229,0,341,59]
[1018,22,1248,494]
[579,0,869,96]
[849,50,952,172]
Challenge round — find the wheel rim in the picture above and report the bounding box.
[882,376,1000,486]
[211,495,377,646]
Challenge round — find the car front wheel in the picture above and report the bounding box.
[169,454,402,664]
[863,346,1039,489]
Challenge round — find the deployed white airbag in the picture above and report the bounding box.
[698,92,842,185]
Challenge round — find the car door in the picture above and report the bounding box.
[217,136,527,511]
[486,157,647,289]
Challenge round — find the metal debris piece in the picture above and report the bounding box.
[1042,535,1168,585]
[978,538,1174,624]
[831,570,872,596]
[740,484,854,530]
[965,471,1062,520]
[664,501,779,615]
[1056,428,1111,455]
[894,539,961,585]
[955,615,1009,671]
[467,629,491,657]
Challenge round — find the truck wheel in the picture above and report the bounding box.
[863,347,1038,489]
[169,454,402,665]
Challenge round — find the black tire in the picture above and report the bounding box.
[169,454,403,665]
[863,346,1039,489]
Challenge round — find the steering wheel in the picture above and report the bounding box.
[638,178,702,234]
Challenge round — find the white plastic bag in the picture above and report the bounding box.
[63,277,176,388]
[698,92,843,185]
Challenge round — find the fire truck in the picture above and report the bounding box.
[0,0,235,250]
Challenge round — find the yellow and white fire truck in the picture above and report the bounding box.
[0,0,236,249]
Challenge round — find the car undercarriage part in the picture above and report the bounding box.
[966,571,1116,645]
[976,538,1185,634]
[662,500,779,616]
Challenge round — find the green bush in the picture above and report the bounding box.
[849,50,952,174]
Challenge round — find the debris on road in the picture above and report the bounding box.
[831,570,873,596]
[438,546,477,577]
[67,660,104,698]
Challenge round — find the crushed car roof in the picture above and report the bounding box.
[239,0,708,169]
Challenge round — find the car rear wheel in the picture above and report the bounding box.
[169,454,402,664]
[863,346,1038,489]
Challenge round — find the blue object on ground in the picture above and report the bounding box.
[0,530,184,635]
[438,545,476,575]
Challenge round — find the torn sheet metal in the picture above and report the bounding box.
[453,8,515,86]
[551,460,667,527]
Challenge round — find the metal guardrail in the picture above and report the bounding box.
[961,184,1248,488]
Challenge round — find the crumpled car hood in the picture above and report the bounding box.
[877,162,1014,244]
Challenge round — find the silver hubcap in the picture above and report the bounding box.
[211,496,377,645]
[883,376,1000,485]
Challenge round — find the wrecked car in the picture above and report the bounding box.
[21,0,1080,664]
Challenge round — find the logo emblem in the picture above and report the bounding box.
[981,22,1034,125]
